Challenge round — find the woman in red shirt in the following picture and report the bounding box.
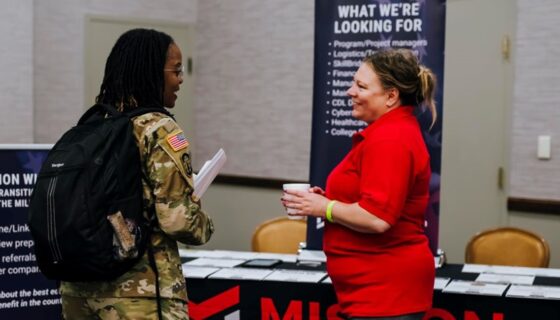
[282,49,437,320]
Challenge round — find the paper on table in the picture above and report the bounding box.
[179,249,296,262]
[462,264,560,278]
[183,257,245,268]
[181,265,220,278]
[476,273,535,285]
[209,267,273,280]
[184,250,255,260]
[263,270,327,283]
[443,280,508,296]
[297,249,326,263]
[255,252,298,263]
[178,248,211,259]
[193,148,226,198]
[506,284,560,300]
[434,277,451,290]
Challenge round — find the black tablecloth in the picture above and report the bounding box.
[183,258,560,319]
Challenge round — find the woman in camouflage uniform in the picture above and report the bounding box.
[60,28,214,320]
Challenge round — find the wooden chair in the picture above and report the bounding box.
[465,227,550,268]
[251,216,307,254]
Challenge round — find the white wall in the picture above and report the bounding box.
[0,0,34,143]
[438,0,513,265]
[33,0,197,143]
[194,0,314,180]
[510,0,560,200]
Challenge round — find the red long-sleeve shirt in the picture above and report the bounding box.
[324,106,435,317]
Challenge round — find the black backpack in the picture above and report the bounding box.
[28,103,171,282]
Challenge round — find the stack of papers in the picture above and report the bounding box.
[263,270,327,283]
[443,280,508,296]
[181,265,220,279]
[182,257,245,268]
[475,273,535,285]
[209,268,273,280]
[178,249,297,262]
[462,264,560,278]
[297,249,326,263]
[193,148,226,198]
[506,284,560,300]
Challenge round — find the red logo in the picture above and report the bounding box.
[189,286,240,320]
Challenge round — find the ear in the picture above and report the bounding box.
[386,88,401,108]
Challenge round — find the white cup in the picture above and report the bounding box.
[282,183,310,220]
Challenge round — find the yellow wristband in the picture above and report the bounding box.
[326,200,336,223]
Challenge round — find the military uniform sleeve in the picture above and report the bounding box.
[140,115,214,245]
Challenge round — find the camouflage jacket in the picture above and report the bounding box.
[60,112,214,300]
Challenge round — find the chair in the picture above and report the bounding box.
[251,216,307,254]
[465,227,550,268]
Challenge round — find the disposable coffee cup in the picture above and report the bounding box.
[282,183,310,220]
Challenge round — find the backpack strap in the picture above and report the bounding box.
[147,243,163,320]
[77,103,121,125]
[78,104,174,125]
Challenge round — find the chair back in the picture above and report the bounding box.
[465,227,550,267]
[252,216,307,254]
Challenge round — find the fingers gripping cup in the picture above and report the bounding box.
[282,183,310,220]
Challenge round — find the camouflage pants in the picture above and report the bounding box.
[61,296,188,320]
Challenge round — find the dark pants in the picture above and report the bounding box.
[349,312,425,320]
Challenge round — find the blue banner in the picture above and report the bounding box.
[0,145,60,319]
[308,0,446,252]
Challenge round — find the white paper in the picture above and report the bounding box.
[181,265,220,278]
[506,284,560,300]
[193,148,227,198]
[263,270,327,283]
[462,264,490,273]
[183,257,245,268]
[194,250,258,260]
[209,267,273,280]
[179,248,215,258]
[442,280,508,296]
[297,249,326,263]
[179,249,296,262]
[476,273,535,285]
[196,160,211,179]
[253,252,298,263]
[462,264,560,278]
[434,277,451,290]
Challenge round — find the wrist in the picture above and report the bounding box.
[325,200,337,223]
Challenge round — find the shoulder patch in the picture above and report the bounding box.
[166,130,189,152]
[163,121,176,133]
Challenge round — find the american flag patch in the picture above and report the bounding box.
[166,131,189,151]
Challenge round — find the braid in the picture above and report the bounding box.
[96,29,173,111]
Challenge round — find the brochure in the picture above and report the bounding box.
[193,148,226,198]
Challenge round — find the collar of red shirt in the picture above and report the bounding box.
[352,105,415,145]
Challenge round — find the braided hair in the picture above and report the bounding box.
[96,28,174,111]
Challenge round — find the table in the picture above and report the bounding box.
[183,259,560,320]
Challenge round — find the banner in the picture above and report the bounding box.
[0,145,60,319]
[308,0,446,252]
